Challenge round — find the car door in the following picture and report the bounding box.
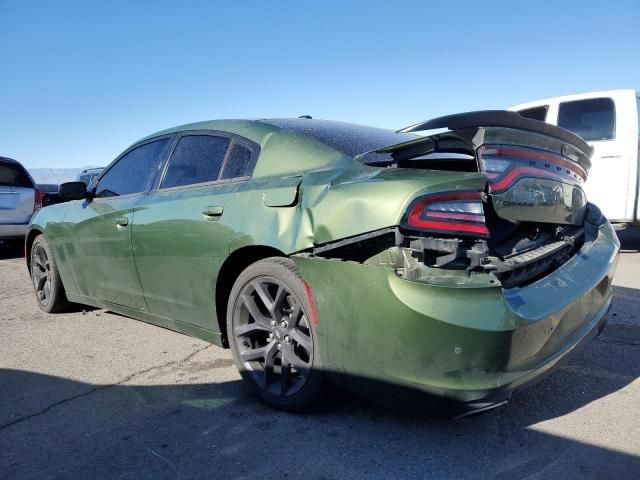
[64,137,172,309]
[132,131,259,331]
[556,97,627,221]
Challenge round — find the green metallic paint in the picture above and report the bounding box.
[27,118,620,405]
[293,221,617,401]
[132,186,231,328]
[63,196,148,310]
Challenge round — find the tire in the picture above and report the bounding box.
[30,235,69,313]
[227,257,324,411]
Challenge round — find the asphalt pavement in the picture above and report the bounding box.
[1,230,639,479]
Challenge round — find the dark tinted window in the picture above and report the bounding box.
[558,98,615,141]
[221,142,254,179]
[161,135,230,189]
[518,105,548,122]
[0,160,33,188]
[262,118,415,159]
[78,174,97,186]
[96,139,169,197]
[79,169,103,187]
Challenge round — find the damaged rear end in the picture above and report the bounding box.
[296,111,619,414]
[359,110,598,288]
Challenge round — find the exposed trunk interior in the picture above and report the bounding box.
[343,118,596,288]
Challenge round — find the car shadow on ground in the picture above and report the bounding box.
[1,229,638,478]
[0,240,24,261]
[1,311,638,480]
[0,241,98,313]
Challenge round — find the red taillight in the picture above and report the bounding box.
[404,191,489,237]
[33,189,44,212]
[478,144,586,193]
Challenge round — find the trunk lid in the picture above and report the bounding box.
[476,128,588,226]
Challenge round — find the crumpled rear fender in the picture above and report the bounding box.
[297,166,487,248]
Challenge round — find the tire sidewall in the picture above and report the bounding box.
[30,235,65,313]
[226,257,323,411]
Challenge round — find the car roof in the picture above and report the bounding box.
[259,118,415,158]
[121,119,356,179]
[138,119,275,145]
[0,156,20,164]
[131,118,414,178]
[141,117,412,156]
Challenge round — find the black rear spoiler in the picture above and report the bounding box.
[397,110,593,157]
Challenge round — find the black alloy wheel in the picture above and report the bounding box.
[31,241,52,306]
[227,257,323,410]
[30,235,68,313]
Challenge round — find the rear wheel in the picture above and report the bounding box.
[30,235,69,313]
[227,257,323,411]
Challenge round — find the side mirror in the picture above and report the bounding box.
[59,181,88,201]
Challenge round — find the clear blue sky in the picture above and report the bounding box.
[1,0,638,168]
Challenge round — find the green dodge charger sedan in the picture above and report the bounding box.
[27,111,619,415]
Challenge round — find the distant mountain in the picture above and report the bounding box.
[27,166,102,185]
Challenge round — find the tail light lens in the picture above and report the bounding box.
[33,189,44,212]
[404,191,489,237]
[478,144,586,193]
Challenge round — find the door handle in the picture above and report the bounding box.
[202,205,224,220]
[115,217,129,229]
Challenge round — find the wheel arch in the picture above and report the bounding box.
[215,244,286,347]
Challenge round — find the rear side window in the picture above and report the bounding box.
[221,142,255,179]
[96,139,170,197]
[558,98,616,141]
[161,135,230,189]
[517,105,548,122]
[0,160,33,188]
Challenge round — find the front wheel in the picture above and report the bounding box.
[227,257,324,411]
[30,235,69,313]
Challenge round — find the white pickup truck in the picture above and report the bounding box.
[509,89,640,227]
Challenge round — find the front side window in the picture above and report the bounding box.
[558,98,616,141]
[96,139,170,198]
[161,135,230,189]
[517,105,548,122]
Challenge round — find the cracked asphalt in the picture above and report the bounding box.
[1,230,639,480]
